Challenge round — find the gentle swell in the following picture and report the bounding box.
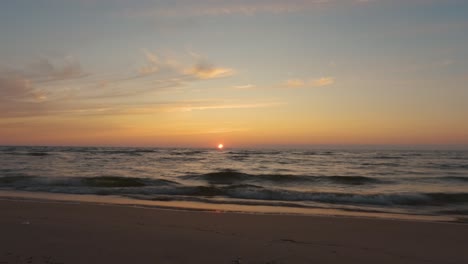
[437,176,468,182]
[3,152,51,156]
[183,170,385,185]
[1,175,468,207]
[0,175,177,188]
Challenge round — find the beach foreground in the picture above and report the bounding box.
[1,200,467,264]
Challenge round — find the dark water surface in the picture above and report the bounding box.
[1,146,467,219]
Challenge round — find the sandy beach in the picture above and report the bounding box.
[1,199,467,264]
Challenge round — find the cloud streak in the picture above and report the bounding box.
[165,101,284,112]
[285,79,306,88]
[138,50,234,80]
[30,57,88,83]
[125,0,372,19]
[284,77,335,88]
[233,84,255,89]
[0,56,94,117]
[311,77,335,87]
[185,62,234,79]
[0,51,240,118]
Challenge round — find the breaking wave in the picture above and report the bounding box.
[2,175,467,207]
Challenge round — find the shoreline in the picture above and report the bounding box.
[1,199,467,263]
[0,190,458,223]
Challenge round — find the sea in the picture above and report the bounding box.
[1,146,468,222]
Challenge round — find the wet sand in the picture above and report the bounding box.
[0,199,467,264]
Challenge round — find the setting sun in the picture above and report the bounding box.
[1,1,467,263]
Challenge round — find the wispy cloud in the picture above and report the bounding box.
[284,77,335,88]
[0,75,35,101]
[1,99,284,118]
[75,50,235,100]
[233,84,255,89]
[29,57,88,82]
[125,0,372,19]
[0,56,89,117]
[138,50,188,77]
[0,56,88,99]
[164,101,285,112]
[185,62,234,79]
[0,51,238,118]
[0,76,48,118]
[311,77,335,87]
[1,56,87,85]
[285,79,306,88]
[138,50,234,80]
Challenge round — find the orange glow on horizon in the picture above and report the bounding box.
[218,143,224,150]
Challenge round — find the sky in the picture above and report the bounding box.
[0,0,467,148]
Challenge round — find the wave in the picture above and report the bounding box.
[81,149,160,156]
[222,188,468,206]
[0,175,37,184]
[2,175,468,208]
[425,163,468,170]
[2,151,51,156]
[360,162,400,167]
[227,150,282,155]
[402,176,468,183]
[373,155,404,159]
[1,149,158,156]
[300,151,317,155]
[433,176,468,183]
[170,150,205,156]
[0,175,178,188]
[91,150,149,156]
[28,152,50,156]
[437,209,468,215]
[183,170,386,185]
[83,177,147,187]
[0,177,468,207]
[446,176,468,182]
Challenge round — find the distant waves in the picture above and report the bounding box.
[1,146,468,218]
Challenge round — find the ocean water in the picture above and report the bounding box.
[1,146,468,220]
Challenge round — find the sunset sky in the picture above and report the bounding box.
[1,0,467,147]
